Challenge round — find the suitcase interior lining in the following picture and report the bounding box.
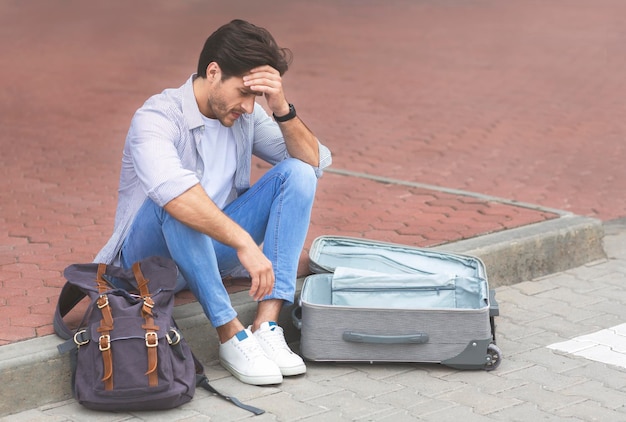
[310,237,482,278]
[302,273,489,310]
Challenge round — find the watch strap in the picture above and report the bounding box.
[273,103,297,123]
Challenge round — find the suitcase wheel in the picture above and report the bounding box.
[484,343,502,371]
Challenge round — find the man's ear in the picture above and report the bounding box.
[206,62,221,81]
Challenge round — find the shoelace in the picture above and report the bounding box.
[237,336,268,361]
[258,326,289,352]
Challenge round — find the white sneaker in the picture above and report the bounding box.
[252,322,306,376]
[219,329,283,385]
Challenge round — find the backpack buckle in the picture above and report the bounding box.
[166,329,181,346]
[145,331,158,347]
[73,329,89,347]
[97,294,109,309]
[99,334,111,351]
[143,297,154,308]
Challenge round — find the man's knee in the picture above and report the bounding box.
[281,158,317,195]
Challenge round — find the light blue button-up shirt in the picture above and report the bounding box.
[95,75,332,264]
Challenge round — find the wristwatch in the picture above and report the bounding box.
[273,103,297,123]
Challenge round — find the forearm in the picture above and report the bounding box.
[164,183,275,301]
[163,184,253,250]
[277,116,320,167]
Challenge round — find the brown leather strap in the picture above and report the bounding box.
[133,262,160,387]
[96,263,109,293]
[97,295,114,330]
[144,326,159,387]
[98,334,113,390]
[132,261,150,298]
[96,293,114,390]
[142,297,160,387]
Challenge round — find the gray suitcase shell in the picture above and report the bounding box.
[295,236,501,370]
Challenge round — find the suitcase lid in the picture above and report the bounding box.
[308,235,486,278]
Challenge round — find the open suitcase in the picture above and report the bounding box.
[293,236,502,370]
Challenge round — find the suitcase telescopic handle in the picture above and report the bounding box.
[343,331,429,344]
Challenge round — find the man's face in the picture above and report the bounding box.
[205,72,261,127]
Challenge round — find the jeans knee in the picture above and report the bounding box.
[281,158,317,198]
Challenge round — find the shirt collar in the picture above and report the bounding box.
[181,74,204,130]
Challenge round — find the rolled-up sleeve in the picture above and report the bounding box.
[128,106,200,207]
[250,106,332,177]
[316,142,332,174]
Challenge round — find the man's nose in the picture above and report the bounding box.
[241,97,255,114]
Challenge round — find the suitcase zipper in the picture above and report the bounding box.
[332,285,456,295]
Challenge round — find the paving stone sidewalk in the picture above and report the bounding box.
[3,220,624,421]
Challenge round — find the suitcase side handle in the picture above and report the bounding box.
[343,331,429,344]
[291,306,303,330]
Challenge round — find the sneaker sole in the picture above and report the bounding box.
[280,363,307,377]
[220,359,283,385]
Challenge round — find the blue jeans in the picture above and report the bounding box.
[118,158,317,327]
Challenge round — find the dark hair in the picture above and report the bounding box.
[197,19,292,79]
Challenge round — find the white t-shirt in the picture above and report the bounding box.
[198,116,237,209]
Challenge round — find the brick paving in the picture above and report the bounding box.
[2,0,625,346]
